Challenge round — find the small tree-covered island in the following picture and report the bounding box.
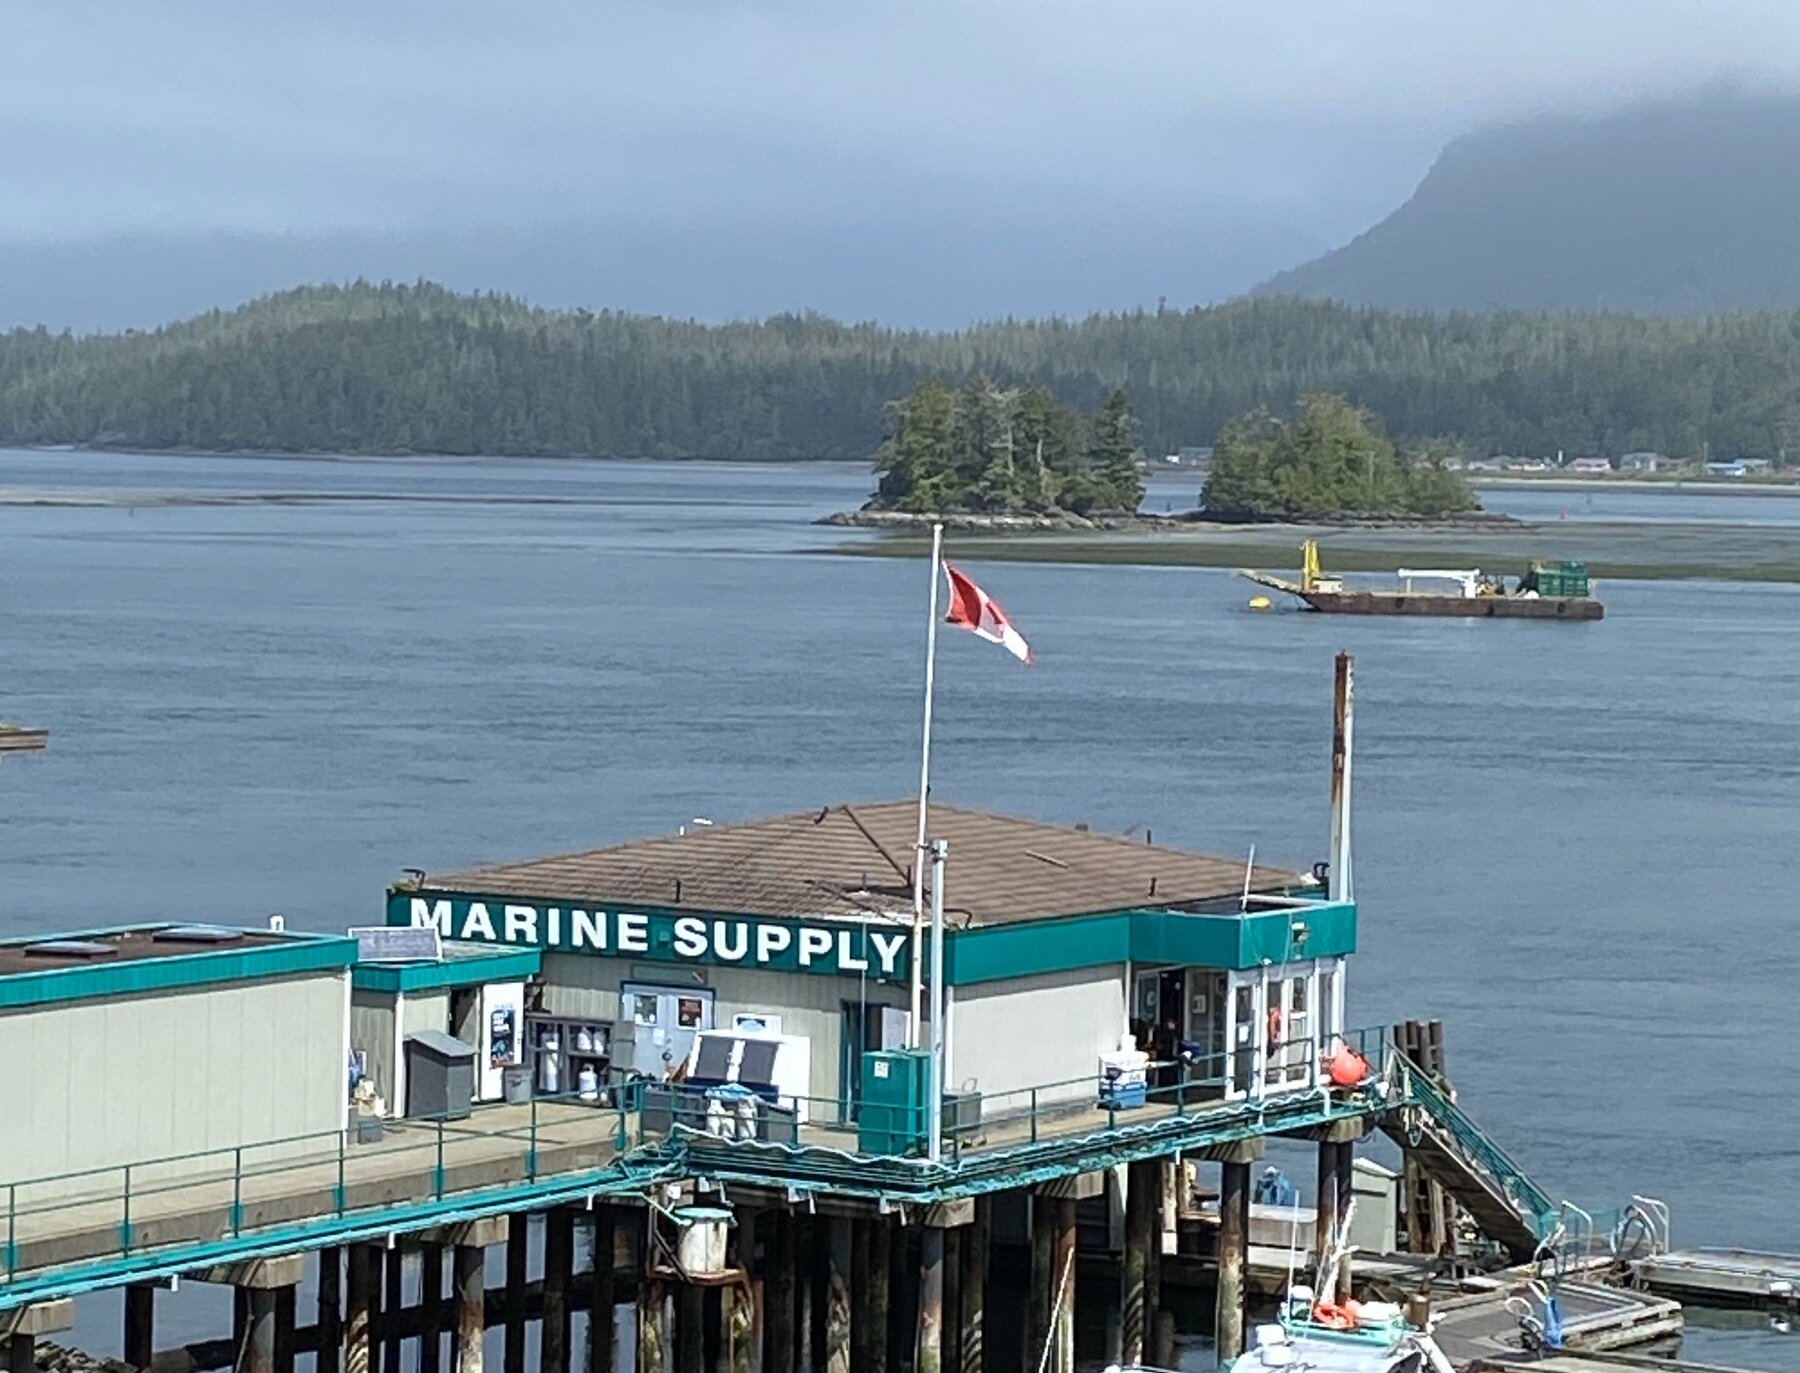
[854,381,1478,525]
[1202,393,1478,521]
[865,377,1147,518]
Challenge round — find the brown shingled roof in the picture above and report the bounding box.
[430,802,1300,929]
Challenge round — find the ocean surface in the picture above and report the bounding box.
[1,451,1795,1371]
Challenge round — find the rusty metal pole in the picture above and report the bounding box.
[1329,651,1355,905]
[1051,1200,1076,1373]
[239,1288,277,1373]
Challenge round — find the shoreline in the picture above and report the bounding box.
[817,517,1800,584]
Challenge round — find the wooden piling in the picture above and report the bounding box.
[1027,1197,1052,1373]
[345,1246,377,1373]
[318,1248,343,1373]
[504,1215,529,1373]
[1315,1142,1343,1303]
[866,1215,890,1373]
[421,1245,444,1373]
[764,1211,795,1373]
[1217,1158,1251,1362]
[637,1280,667,1373]
[382,1249,403,1373]
[1050,1199,1076,1373]
[3,1335,34,1373]
[824,1215,851,1373]
[545,1208,575,1373]
[275,1286,297,1373]
[589,1208,617,1373]
[674,1284,704,1373]
[1148,1165,1172,1371]
[1120,1162,1151,1366]
[959,1198,987,1373]
[454,1242,486,1373]
[1334,1138,1357,1298]
[125,1282,157,1371]
[943,1225,962,1373]
[850,1218,871,1373]
[239,1287,277,1373]
[917,1227,944,1373]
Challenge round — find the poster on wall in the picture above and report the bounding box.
[478,981,525,1101]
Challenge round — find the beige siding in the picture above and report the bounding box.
[949,964,1126,1105]
[540,955,905,1106]
[0,971,349,1192]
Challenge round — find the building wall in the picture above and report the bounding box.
[949,963,1126,1106]
[0,970,349,1193]
[540,954,906,1106]
[350,988,397,1107]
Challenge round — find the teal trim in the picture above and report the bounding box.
[945,901,1356,985]
[352,945,541,993]
[0,928,357,1011]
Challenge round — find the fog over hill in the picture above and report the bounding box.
[1255,92,1800,314]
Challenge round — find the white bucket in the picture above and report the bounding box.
[672,1205,733,1276]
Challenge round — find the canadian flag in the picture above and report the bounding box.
[943,563,1033,664]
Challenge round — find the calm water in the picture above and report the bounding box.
[1,452,1795,1370]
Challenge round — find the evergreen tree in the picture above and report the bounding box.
[1086,389,1145,511]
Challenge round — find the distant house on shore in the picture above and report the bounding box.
[1618,450,1674,473]
[1503,456,1549,472]
[1705,459,1749,478]
[1566,455,1613,475]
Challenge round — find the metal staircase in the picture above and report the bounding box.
[1384,1052,1557,1260]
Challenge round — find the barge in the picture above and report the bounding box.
[1243,541,1604,620]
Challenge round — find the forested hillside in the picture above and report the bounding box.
[5,281,1800,461]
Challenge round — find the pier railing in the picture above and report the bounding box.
[3,1028,1408,1296]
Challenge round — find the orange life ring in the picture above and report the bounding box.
[1313,1302,1358,1331]
[1267,1006,1284,1049]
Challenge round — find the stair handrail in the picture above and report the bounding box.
[1393,1050,1557,1225]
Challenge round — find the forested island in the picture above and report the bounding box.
[867,379,1144,516]
[7,280,1800,461]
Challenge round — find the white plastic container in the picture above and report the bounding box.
[672,1205,733,1277]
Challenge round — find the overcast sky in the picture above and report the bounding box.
[5,2,1800,329]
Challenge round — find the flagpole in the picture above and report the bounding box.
[909,521,944,1049]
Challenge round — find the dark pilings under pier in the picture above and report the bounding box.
[675,1284,704,1373]
[1050,1199,1076,1373]
[826,1215,851,1373]
[318,1249,342,1373]
[1027,1197,1052,1373]
[866,1216,890,1373]
[125,1282,156,1371]
[545,1208,575,1373]
[345,1245,377,1373]
[637,1279,666,1373]
[917,1226,945,1373]
[1316,1142,1344,1303]
[1217,1157,1251,1362]
[1121,1161,1152,1366]
[504,1214,529,1373]
[454,1243,486,1373]
[765,1211,794,1373]
[959,1199,987,1373]
[381,1249,402,1373]
[420,1246,443,1373]
[5,1335,35,1373]
[589,1208,617,1373]
[238,1287,277,1373]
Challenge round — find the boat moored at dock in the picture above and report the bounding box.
[1243,541,1605,620]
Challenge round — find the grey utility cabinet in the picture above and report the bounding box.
[404,1029,476,1120]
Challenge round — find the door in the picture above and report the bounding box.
[622,983,715,1078]
[1228,975,1259,1099]
[839,1000,890,1124]
[1185,971,1228,1084]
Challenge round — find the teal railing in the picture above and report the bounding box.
[1393,1054,1557,1227]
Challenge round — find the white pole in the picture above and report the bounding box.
[927,838,948,1163]
[909,523,945,1048]
[1329,653,1355,904]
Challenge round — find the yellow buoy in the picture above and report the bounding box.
[1248,595,1272,611]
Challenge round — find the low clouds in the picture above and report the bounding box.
[5,2,1799,327]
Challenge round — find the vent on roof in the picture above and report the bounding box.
[153,925,240,944]
[23,939,119,960]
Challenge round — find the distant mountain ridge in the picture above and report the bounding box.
[1255,92,1800,314]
